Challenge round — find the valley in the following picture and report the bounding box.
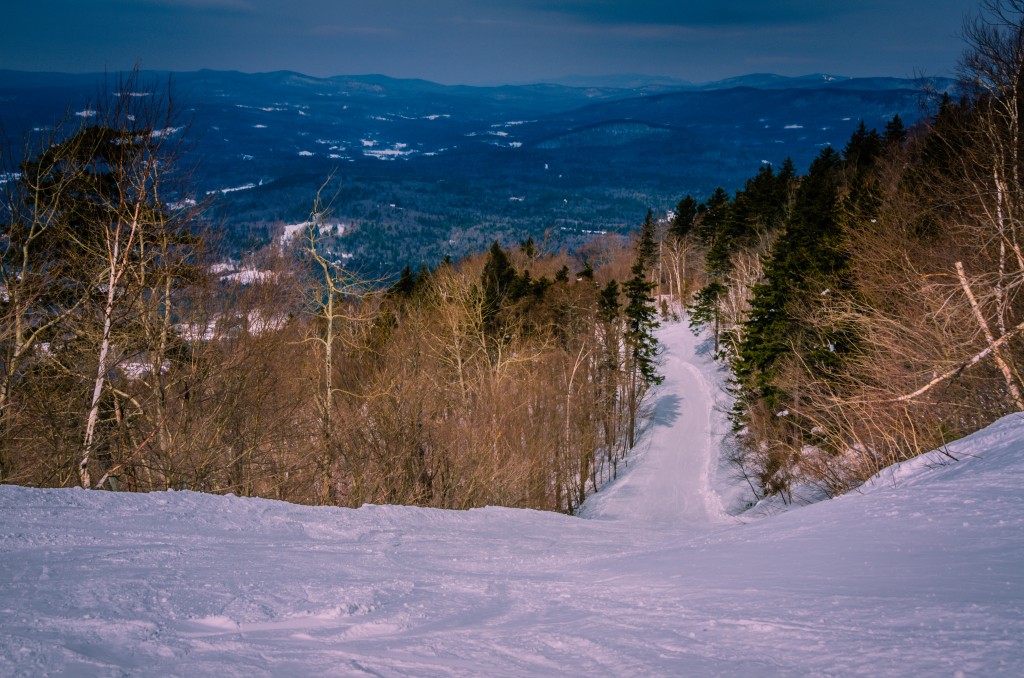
[0,69,943,276]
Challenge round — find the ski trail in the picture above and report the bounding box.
[581,321,730,527]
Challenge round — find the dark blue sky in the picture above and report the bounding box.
[2,1,981,84]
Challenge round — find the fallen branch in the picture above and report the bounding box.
[92,427,158,491]
[956,261,1024,410]
[894,262,1024,405]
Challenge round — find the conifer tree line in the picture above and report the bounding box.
[0,76,664,512]
[672,0,1024,501]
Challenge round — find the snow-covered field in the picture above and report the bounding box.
[2,323,1022,676]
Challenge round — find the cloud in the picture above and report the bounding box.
[309,25,401,37]
[513,0,878,27]
[130,0,256,12]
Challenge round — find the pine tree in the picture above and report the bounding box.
[635,209,658,270]
[388,265,417,298]
[480,242,516,334]
[688,281,727,352]
[883,114,907,146]
[844,122,886,217]
[695,188,730,246]
[612,212,663,446]
[623,261,661,448]
[623,263,662,389]
[736,147,846,404]
[669,196,698,240]
[520,236,537,259]
[688,189,733,349]
[598,280,621,325]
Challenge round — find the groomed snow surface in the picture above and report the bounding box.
[2,322,1023,676]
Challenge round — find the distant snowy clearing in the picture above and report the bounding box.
[1,324,1022,676]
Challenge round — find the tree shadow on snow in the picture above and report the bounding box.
[651,392,682,427]
[694,335,716,357]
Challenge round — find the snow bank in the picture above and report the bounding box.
[1,326,1022,676]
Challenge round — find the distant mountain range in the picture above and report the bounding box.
[538,72,949,92]
[0,70,955,275]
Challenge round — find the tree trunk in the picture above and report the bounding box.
[956,261,1024,410]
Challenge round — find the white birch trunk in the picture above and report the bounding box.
[956,261,1024,410]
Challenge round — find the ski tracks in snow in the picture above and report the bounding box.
[581,321,734,527]
[3,322,1024,676]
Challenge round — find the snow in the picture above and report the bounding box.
[150,126,183,139]
[220,268,275,285]
[167,197,198,211]
[363,143,415,160]
[581,323,741,524]
[119,359,170,381]
[208,262,237,275]
[281,221,310,241]
[174,320,218,342]
[1,322,1023,676]
[235,105,287,113]
[206,183,256,195]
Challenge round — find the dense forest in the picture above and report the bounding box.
[5,1,1024,512]
[680,0,1024,501]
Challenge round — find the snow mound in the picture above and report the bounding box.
[1,327,1022,676]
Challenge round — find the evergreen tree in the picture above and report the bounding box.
[622,257,662,448]
[624,211,663,392]
[883,114,907,146]
[736,147,847,404]
[520,236,537,259]
[623,265,661,387]
[740,164,787,234]
[480,242,516,332]
[688,189,733,350]
[388,265,417,298]
[843,121,883,174]
[598,280,621,325]
[508,269,534,301]
[844,121,885,215]
[669,195,698,240]
[635,209,658,271]
[687,281,727,352]
[415,264,430,289]
[695,188,730,246]
[779,156,797,181]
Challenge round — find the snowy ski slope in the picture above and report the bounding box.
[1,322,1022,676]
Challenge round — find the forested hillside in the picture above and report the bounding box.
[0,69,932,276]
[0,82,667,511]
[676,0,1024,502]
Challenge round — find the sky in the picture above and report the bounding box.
[2,1,983,85]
